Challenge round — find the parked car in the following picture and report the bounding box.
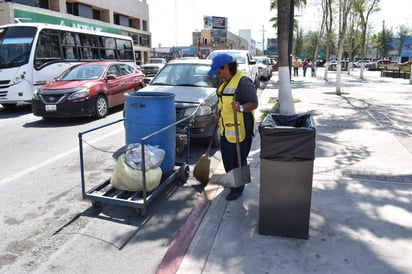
[271,59,279,71]
[32,61,145,119]
[328,60,348,71]
[139,59,221,145]
[356,60,372,69]
[255,56,272,81]
[207,49,260,89]
[140,58,168,84]
[400,61,411,66]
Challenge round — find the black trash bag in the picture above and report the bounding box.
[259,113,316,161]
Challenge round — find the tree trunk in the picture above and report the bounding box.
[335,0,352,95]
[323,0,333,81]
[278,0,296,114]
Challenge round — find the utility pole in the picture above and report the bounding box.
[260,25,266,55]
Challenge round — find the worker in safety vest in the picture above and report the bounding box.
[208,53,258,201]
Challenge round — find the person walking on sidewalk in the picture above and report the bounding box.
[208,53,258,201]
[310,59,316,77]
[302,59,309,77]
[293,57,300,77]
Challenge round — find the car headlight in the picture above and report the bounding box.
[184,105,212,116]
[68,88,89,100]
[14,76,22,84]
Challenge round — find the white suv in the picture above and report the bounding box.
[255,56,272,81]
[207,50,260,88]
[141,58,168,83]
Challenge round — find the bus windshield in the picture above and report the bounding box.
[0,26,37,69]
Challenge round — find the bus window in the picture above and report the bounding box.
[34,30,61,67]
[62,32,77,60]
[116,39,133,61]
[102,37,116,59]
[78,34,95,60]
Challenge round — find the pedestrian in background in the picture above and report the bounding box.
[293,57,300,77]
[208,53,258,201]
[302,59,309,77]
[310,59,316,77]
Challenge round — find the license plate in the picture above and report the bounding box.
[45,105,57,112]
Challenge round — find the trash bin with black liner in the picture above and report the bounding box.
[258,113,316,239]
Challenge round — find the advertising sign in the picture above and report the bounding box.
[203,15,227,30]
[14,9,122,34]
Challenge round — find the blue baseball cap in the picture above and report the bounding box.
[208,53,234,76]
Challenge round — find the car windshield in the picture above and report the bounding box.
[256,58,269,65]
[59,64,106,80]
[150,63,220,88]
[0,26,36,68]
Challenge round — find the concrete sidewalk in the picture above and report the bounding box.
[170,68,412,274]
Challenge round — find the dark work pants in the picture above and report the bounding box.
[220,134,253,193]
[293,67,299,76]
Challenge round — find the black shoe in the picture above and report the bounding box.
[226,191,242,201]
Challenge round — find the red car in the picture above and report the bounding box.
[32,61,145,119]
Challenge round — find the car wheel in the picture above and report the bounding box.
[95,95,108,118]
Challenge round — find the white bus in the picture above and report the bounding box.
[0,23,136,108]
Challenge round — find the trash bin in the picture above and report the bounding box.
[258,113,316,239]
[124,92,176,173]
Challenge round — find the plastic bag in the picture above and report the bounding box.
[125,143,165,170]
[110,154,162,192]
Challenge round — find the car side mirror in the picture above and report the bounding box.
[106,74,117,80]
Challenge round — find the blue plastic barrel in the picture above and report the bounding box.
[124,91,176,173]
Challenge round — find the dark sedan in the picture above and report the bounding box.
[139,59,221,145]
[32,61,145,119]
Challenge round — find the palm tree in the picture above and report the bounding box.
[276,0,296,114]
[270,0,307,114]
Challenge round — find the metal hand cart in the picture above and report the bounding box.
[78,107,197,216]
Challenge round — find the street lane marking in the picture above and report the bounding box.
[0,127,123,187]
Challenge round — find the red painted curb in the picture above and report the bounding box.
[156,198,211,274]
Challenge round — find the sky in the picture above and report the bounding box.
[146,0,412,48]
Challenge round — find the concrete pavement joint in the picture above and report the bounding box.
[319,166,412,183]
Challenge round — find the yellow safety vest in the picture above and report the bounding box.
[217,71,247,143]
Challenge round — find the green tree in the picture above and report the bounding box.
[345,7,361,74]
[294,28,304,57]
[335,0,353,95]
[323,0,335,81]
[372,27,393,59]
[352,0,380,79]
[395,25,411,59]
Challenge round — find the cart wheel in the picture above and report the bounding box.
[91,200,102,208]
[136,208,146,217]
[177,165,190,184]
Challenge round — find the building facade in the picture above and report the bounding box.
[0,0,151,63]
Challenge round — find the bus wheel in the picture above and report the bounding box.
[95,95,108,119]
